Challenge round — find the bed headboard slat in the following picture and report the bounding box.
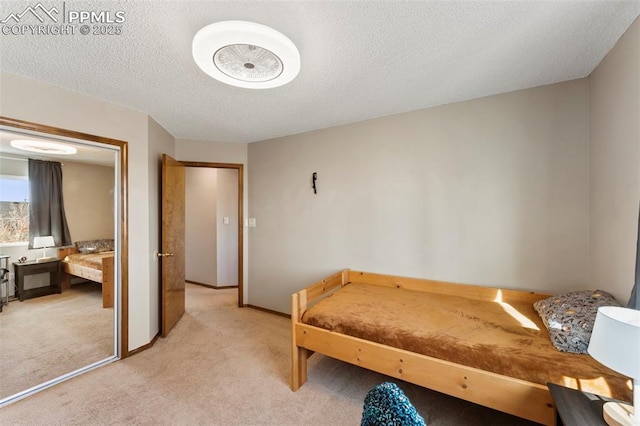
[348,270,548,305]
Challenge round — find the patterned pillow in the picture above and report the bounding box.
[533,290,621,354]
[75,239,114,253]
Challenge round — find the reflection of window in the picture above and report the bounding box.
[0,176,29,244]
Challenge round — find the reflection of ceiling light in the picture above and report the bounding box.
[192,21,300,89]
[11,139,77,155]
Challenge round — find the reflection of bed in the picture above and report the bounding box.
[57,248,114,308]
[291,269,631,426]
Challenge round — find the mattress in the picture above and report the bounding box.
[63,251,114,271]
[302,282,631,401]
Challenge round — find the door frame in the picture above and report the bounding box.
[0,116,129,356]
[182,161,244,307]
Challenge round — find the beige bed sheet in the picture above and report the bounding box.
[64,251,114,270]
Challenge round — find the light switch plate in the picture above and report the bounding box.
[248,218,256,228]
[223,217,229,225]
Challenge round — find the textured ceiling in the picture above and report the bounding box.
[0,1,639,143]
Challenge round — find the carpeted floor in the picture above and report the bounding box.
[0,284,538,425]
[0,282,114,400]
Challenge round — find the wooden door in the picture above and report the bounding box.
[160,154,186,337]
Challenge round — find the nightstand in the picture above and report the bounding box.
[13,259,62,301]
[547,382,614,426]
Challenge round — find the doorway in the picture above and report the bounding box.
[0,116,128,406]
[181,161,243,307]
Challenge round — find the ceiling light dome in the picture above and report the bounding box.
[11,139,77,155]
[192,21,300,89]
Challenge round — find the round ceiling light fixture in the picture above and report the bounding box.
[192,21,300,89]
[11,139,77,155]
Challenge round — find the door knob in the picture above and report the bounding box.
[157,252,174,257]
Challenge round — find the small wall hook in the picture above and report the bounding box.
[312,172,318,194]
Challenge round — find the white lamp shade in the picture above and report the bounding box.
[588,306,640,379]
[33,236,55,249]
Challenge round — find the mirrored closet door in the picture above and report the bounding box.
[0,121,125,405]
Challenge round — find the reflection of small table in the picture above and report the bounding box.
[547,382,612,426]
[13,259,61,301]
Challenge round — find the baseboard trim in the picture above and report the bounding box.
[246,304,290,319]
[128,332,160,356]
[186,280,238,290]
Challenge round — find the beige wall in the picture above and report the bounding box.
[185,167,218,285]
[248,79,591,313]
[0,71,154,351]
[175,139,248,302]
[589,18,640,303]
[216,168,239,286]
[63,161,115,242]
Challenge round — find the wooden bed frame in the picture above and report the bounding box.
[57,248,114,308]
[291,269,557,426]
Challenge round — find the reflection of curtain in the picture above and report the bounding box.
[628,207,640,309]
[28,159,72,248]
